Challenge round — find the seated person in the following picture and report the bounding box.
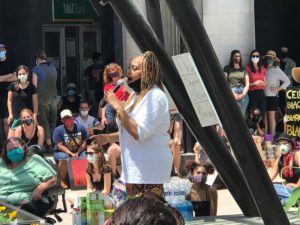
[268,132,300,205]
[75,100,103,136]
[246,108,265,137]
[0,137,57,217]
[53,109,88,188]
[86,141,112,194]
[104,192,184,225]
[185,160,218,216]
[14,108,44,146]
[57,83,81,125]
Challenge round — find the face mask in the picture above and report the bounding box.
[129,78,142,93]
[0,51,6,61]
[63,117,74,128]
[192,174,207,185]
[23,118,33,126]
[18,75,28,83]
[267,58,274,66]
[251,58,259,64]
[7,147,24,163]
[87,154,97,164]
[279,144,290,155]
[67,89,76,96]
[80,110,89,117]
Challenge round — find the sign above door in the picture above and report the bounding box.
[52,0,96,22]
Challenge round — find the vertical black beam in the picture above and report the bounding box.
[96,0,259,216]
[165,1,289,225]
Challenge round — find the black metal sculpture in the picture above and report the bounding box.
[92,0,259,216]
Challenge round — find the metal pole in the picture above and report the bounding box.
[92,0,260,216]
[165,0,289,224]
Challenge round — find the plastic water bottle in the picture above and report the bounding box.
[172,201,193,221]
[72,196,81,225]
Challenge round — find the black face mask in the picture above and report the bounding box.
[128,78,142,93]
[23,118,33,126]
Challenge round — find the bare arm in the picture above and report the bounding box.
[14,126,22,138]
[209,186,218,216]
[268,157,280,181]
[57,141,76,157]
[242,75,250,96]
[32,73,38,87]
[92,132,119,146]
[0,73,15,82]
[31,175,57,201]
[102,173,112,195]
[37,125,45,145]
[7,91,14,124]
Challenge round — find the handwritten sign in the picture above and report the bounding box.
[172,53,220,127]
[286,87,300,137]
[67,157,88,190]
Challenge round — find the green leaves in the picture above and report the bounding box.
[284,186,300,218]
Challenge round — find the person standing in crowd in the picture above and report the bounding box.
[14,108,44,146]
[246,50,267,117]
[7,65,38,138]
[224,50,249,117]
[185,161,218,216]
[53,109,88,188]
[169,109,183,177]
[0,43,17,137]
[93,51,173,198]
[262,50,290,137]
[32,49,57,150]
[84,52,105,117]
[278,47,296,117]
[268,133,300,205]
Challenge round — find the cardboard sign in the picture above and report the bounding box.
[66,157,88,190]
[286,87,300,137]
[172,53,220,127]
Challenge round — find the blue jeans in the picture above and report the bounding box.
[231,85,249,117]
[273,183,294,205]
[53,151,86,161]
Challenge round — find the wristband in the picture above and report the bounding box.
[116,108,125,119]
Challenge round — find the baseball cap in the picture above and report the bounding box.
[60,109,72,119]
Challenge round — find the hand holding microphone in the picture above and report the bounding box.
[99,77,133,108]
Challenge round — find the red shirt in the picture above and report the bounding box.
[103,83,129,101]
[246,65,266,91]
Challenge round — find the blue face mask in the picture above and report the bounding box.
[7,147,24,163]
[0,51,6,60]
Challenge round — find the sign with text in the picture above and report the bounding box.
[52,0,95,22]
[286,86,300,137]
[67,157,88,190]
[172,53,220,127]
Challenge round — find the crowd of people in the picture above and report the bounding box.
[0,41,299,223]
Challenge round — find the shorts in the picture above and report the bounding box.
[266,96,278,111]
[0,96,9,119]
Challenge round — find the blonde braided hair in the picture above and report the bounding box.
[129,51,163,111]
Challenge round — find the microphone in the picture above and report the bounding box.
[99,78,128,108]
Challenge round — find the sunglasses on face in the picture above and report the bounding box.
[108,71,119,78]
[86,152,96,156]
[251,55,260,58]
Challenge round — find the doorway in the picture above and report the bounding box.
[43,24,101,96]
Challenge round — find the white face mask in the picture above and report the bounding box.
[279,144,290,155]
[80,110,89,117]
[18,75,28,83]
[251,58,259,64]
[87,154,97,164]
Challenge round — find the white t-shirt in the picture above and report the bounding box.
[118,86,173,184]
[75,115,100,130]
[264,66,290,97]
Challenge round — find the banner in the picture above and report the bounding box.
[286,86,300,137]
[67,157,88,190]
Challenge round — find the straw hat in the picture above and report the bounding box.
[262,50,280,63]
[292,67,300,83]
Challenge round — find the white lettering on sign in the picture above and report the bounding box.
[63,3,85,15]
[172,53,220,127]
